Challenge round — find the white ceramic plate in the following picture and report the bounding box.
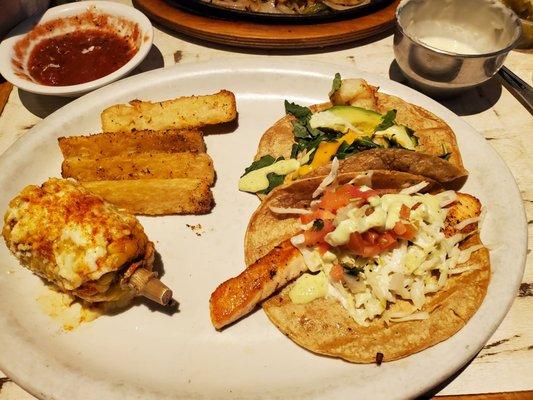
[0,1,153,97]
[0,59,526,400]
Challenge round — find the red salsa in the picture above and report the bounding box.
[28,29,136,86]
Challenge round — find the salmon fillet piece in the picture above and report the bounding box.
[210,240,307,329]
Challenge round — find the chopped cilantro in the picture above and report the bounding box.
[241,155,287,194]
[312,219,324,230]
[321,127,344,141]
[286,99,352,162]
[292,121,310,138]
[290,143,300,158]
[242,155,278,177]
[374,109,397,132]
[257,172,285,194]
[284,100,311,121]
[336,141,351,160]
[335,136,381,159]
[343,266,364,276]
[329,72,342,97]
[356,137,380,149]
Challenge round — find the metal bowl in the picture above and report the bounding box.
[393,0,522,96]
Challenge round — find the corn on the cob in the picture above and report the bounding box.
[3,178,155,303]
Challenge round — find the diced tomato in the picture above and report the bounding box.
[318,184,399,213]
[300,209,335,224]
[400,204,411,219]
[345,186,379,199]
[396,222,417,240]
[319,185,372,212]
[346,232,382,257]
[378,231,397,251]
[303,219,335,246]
[346,230,400,257]
[330,264,345,283]
[319,187,352,212]
[315,242,331,255]
[394,221,407,235]
[362,229,379,245]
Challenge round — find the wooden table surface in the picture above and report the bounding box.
[0,1,531,398]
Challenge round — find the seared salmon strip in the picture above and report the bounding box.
[210,240,307,329]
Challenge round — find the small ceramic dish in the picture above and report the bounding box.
[0,1,153,97]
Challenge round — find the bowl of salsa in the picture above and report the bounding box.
[0,1,153,96]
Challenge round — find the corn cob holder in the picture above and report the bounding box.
[128,268,173,306]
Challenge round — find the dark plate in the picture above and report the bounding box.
[165,0,393,24]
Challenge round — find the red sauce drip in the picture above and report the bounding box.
[28,29,136,86]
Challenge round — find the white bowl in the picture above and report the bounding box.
[0,1,153,97]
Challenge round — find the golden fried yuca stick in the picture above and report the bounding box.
[58,129,206,158]
[2,178,173,305]
[62,152,215,184]
[82,178,214,215]
[101,90,237,132]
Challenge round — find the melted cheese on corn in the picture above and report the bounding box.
[3,179,149,294]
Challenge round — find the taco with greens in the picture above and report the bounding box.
[238,75,468,197]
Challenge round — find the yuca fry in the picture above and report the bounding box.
[101,90,237,132]
[82,179,214,215]
[62,152,215,184]
[58,129,206,158]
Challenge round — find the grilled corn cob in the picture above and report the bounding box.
[3,178,163,303]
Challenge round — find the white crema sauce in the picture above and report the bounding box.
[401,0,511,55]
[417,36,486,54]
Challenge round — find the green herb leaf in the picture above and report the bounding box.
[285,100,311,121]
[343,266,364,276]
[321,127,344,141]
[242,155,277,177]
[329,72,342,97]
[335,136,381,159]
[355,137,380,149]
[336,141,352,159]
[306,122,325,138]
[290,143,300,158]
[312,219,325,231]
[303,132,326,153]
[293,121,310,138]
[374,109,397,132]
[258,172,285,195]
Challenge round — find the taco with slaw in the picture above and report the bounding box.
[210,168,489,362]
[238,75,468,197]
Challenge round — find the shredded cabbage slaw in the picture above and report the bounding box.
[287,175,482,327]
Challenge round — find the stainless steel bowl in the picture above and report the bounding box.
[394,0,522,96]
